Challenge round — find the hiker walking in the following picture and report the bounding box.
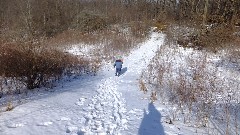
[114,59,123,76]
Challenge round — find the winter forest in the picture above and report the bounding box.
[0,0,240,135]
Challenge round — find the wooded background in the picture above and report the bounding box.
[1,0,239,43]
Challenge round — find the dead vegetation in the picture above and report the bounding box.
[142,4,240,132]
[5,102,14,111]
[0,0,154,98]
[144,41,240,134]
[1,1,240,122]
[139,79,147,94]
[0,43,91,96]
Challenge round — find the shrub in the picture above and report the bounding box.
[166,23,236,51]
[0,44,86,90]
[139,79,147,94]
[154,20,168,31]
[6,102,14,111]
[145,41,240,133]
[71,11,108,32]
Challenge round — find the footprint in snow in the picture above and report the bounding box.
[75,98,86,106]
[37,121,53,126]
[58,117,71,121]
[7,123,25,128]
[66,126,78,133]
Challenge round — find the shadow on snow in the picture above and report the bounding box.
[138,102,165,135]
[120,67,128,76]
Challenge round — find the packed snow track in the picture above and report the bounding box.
[0,31,165,135]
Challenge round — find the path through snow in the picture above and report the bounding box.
[0,31,166,135]
[81,78,128,134]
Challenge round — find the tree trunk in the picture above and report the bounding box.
[203,0,209,25]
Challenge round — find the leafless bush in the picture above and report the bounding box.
[47,25,147,62]
[145,40,240,134]
[5,102,14,111]
[71,10,108,32]
[139,79,147,94]
[0,43,90,95]
[166,23,237,51]
[150,91,157,103]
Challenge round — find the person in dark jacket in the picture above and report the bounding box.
[114,59,123,76]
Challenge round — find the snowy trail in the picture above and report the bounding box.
[117,33,166,135]
[81,78,128,134]
[80,32,165,134]
[0,31,165,135]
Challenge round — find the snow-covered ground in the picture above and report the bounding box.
[0,31,211,135]
[143,40,240,135]
[0,33,159,135]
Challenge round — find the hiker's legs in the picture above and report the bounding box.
[116,68,121,76]
[115,68,118,76]
[117,68,121,75]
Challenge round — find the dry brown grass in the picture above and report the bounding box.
[150,91,157,103]
[44,24,148,62]
[154,21,168,32]
[165,23,238,52]
[139,79,147,94]
[145,40,240,133]
[5,102,14,111]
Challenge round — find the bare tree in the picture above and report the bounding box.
[203,0,209,25]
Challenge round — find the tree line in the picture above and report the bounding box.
[0,0,239,43]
